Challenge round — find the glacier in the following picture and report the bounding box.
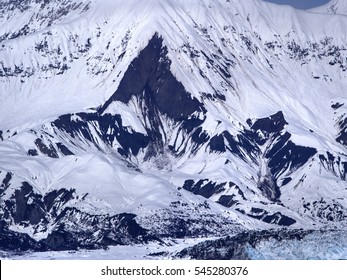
[2,230,346,260]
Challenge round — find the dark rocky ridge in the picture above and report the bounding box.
[336,114,347,147]
[236,208,296,226]
[175,229,313,260]
[208,111,317,201]
[40,109,324,229]
[319,152,347,180]
[0,180,155,251]
[44,34,208,160]
[0,176,240,252]
[53,112,149,158]
[101,34,204,121]
[183,179,227,198]
[100,34,207,159]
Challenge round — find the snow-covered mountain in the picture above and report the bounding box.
[1,0,347,254]
[310,0,347,15]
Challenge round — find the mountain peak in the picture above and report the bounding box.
[309,0,347,15]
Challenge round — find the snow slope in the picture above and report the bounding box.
[310,0,347,15]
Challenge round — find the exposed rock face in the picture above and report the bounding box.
[102,34,204,121]
[175,229,313,260]
[0,181,153,251]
